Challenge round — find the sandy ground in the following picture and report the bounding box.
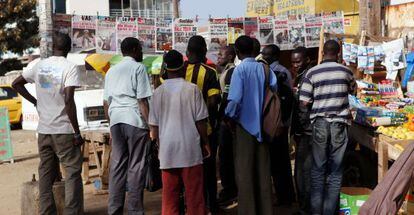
[0,130,295,215]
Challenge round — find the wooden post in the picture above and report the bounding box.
[172,0,179,18]
[359,0,381,36]
[81,139,90,184]
[378,140,389,183]
[317,27,324,64]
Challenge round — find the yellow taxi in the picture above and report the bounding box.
[0,85,22,125]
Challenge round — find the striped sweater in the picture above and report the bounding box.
[299,60,356,124]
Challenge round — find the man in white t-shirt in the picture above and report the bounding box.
[149,50,211,215]
[12,33,84,215]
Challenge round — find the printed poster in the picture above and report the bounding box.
[116,17,138,53]
[137,18,156,53]
[244,17,259,39]
[72,15,97,52]
[288,15,305,49]
[0,107,12,161]
[273,16,289,50]
[228,17,245,44]
[96,16,116,53]
[208,18,228,51]
[173,18,198,54]
[259,16,274,46]
[304,14,322,48]
[156,18,173,52]
[53,14,72,36]
[322,11,345,35]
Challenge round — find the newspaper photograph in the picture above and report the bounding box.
[137,17,156,53]
[288,15,305,49]
[208,18,228,51]
[72,15,97,52]
[304,14,322,48]
[259,16,274,46]
[173,18,198,54]
[116,17,138,53]
[96,16,116,53]
[156,18,173,52]
[228,17,245,44]
[273,16,289,50]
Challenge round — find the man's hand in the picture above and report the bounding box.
[203,143,211,159]
[224,117,236,134]
[73,133,84,146]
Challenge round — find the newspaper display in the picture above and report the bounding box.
[258,16,274,46]
[273,16,289,50]
[244,17,259,39]
[173,18,198,54]
[208,18,228,51]
[156,18,173,52]
[71,15,97,52]
[96,16,116,53]
[304,14,322,48]
[288,15,305,49]
[322,11,345,35]
[228,18,245,44]
[53,14,72,36]
[116,17,138,53]
[137,18,156,53]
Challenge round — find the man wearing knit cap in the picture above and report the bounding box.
[149,50,211,215]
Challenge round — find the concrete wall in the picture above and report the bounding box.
[66,0,110,16]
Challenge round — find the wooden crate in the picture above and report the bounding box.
[377,134,413,182]
[81,130,111,191]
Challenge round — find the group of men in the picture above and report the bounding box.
[12,32,356,215]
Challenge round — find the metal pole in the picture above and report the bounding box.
[38,0,54,58]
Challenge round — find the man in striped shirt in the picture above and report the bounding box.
[299,40,356,215]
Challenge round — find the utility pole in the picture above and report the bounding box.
[172,0,179,18]
[359,0,381,37]
[38,0,54,58]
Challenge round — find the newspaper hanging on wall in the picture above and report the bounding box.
[305,14,322,48]
[116,17,138,53]
[259,16,274,46]
[53,14,72,36]
[156,18,173,52]
[137,18,156,53]
[322,11,345,35]
[173,18,198,54]
[72,15,97,52]
[244,17,259,39]
[208,18,228,51]
[288,14,306,49]
[273,16,289,50]
[228,18,245,44]
[96,16,116,53]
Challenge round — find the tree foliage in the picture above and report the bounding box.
[0,0,39,55]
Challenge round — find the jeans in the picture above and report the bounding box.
[294,135,312,214]
[218,122,237,199]
[108,124,149,215]
[38,134,83,215]
[311,118,348,215]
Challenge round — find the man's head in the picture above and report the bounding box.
[252,38,261,57]
[186,35,207,63]
[234,36,254,60]
[54,33,72,57]
[121,37,143,62]
[291,46,310,75]
[261,44,280,65]
[217,45,236,67]
[164,50,185,79]
[323,40,341,62]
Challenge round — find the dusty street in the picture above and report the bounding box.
[0,130,294,215]
[0,130,162,215]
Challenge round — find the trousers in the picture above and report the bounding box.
[108,124,149,215]
[38,134,83,215]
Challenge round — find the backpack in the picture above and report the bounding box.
[262,64,284,143]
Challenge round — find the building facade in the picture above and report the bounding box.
[53,0,173,18]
